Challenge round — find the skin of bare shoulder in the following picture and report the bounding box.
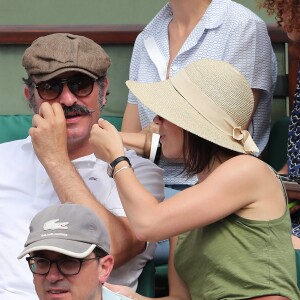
[205,155,286,221]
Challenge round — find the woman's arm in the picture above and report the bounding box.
[90,119,284,241]
[246,88,261,129]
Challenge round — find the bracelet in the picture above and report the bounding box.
[107,156,131,178]
[109,156,131,168]
[149,133,160,162]
[113,166,132,179]
[143,132,153,159]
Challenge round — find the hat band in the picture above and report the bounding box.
[169,70,259,154]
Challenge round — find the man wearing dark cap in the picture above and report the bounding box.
[0,33,164,300]
[18,203,130,300]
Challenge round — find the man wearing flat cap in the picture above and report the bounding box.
[18,203,130,300]
[0,33,164,300]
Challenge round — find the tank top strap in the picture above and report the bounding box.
[266,164,289,206]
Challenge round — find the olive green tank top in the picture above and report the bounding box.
[174,193,300,299]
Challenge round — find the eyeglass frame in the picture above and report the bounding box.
[31,75,98,101]
[26,255,101,276]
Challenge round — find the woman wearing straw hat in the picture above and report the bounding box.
[90,60,299,299]
[122,0,277,273]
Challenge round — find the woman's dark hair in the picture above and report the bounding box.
[182,130,239,177]
[259,0,300,35]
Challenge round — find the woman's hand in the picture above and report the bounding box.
[90,118,125,164]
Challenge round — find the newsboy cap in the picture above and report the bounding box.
[22,33,111,81]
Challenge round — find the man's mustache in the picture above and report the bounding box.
[62,104,95,116]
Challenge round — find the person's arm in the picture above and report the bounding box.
[246,88,261,129]
[120,102,160,159]
[121,29,144,134]
[121,103,142,132]
[29,102,145,268]
[120,131,162,164]
[225,18,276,140]
[90,119,281,242]
[120,131,146,156]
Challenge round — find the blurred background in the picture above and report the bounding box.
[0,0,279,119]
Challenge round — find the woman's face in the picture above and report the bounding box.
[154,115,184,159]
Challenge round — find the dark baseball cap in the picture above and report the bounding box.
[22,33,111,81]
[18,203,110,259]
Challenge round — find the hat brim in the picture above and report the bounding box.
[17,238,97,259]
[126,80,246,154]
[33,68,98,82]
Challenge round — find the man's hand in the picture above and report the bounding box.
[29,102,68,168]
[90,118,125,163]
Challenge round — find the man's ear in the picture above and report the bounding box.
[24,86,31,101]
[101,77,109,107]
[98,255,114,284]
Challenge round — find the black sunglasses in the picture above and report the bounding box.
[32,75,97,101]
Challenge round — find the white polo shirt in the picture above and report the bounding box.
[0,137,164,300]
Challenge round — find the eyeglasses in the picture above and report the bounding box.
[26,256,100,276]
[32,75,97,101]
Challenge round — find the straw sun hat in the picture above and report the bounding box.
[126,59,259,154]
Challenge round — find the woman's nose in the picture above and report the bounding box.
[153,115,163,124]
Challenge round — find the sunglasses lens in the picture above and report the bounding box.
[36,80,62,100]
[68,77,95,97]
[35,76,95,100]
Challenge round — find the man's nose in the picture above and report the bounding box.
[45,263,64,283]
[57,84,77,107]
